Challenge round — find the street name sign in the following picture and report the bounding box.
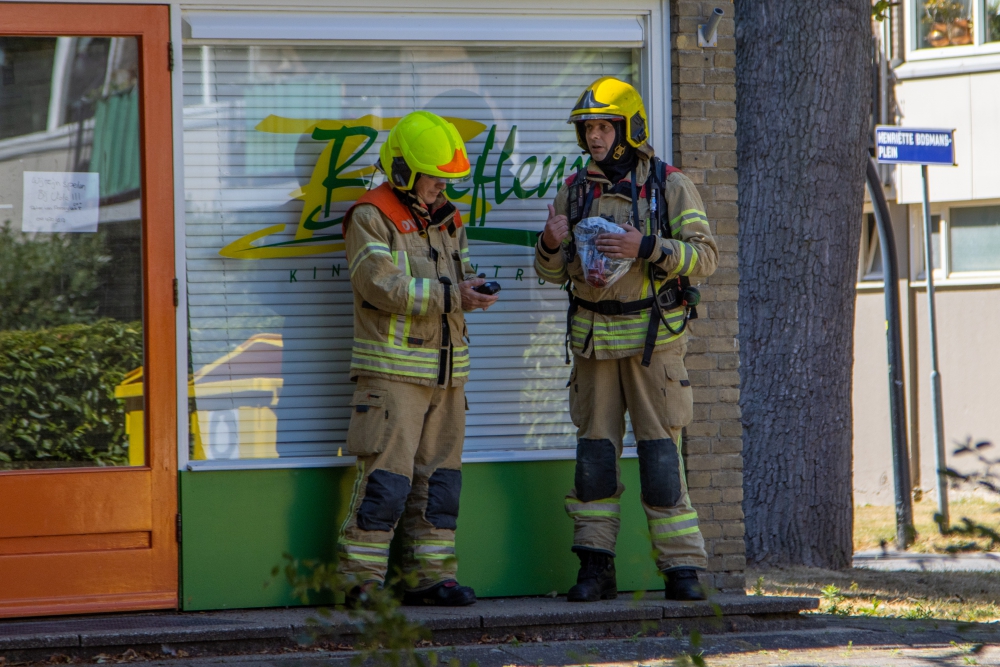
[874,125,956,528]
[875,126,955,165]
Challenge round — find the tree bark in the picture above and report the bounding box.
[735,1,872,568]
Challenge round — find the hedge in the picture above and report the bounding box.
[0,221,111,331]
[0,319,143,467]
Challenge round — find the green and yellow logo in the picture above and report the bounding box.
[220,114,585,260]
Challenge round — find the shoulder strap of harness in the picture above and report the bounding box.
[564,165,590,363]
[566,165,597,227]
[639,157,697,367]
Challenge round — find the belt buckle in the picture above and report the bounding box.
[656,287,679,311]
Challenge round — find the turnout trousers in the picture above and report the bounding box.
[566,340,708,572]
[337,376,465,591]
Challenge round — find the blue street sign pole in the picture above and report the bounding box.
[875,126,956,530]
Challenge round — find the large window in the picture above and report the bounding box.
[913,0,1000,50]
[917,0,973,49]
[950,205,1000,271]
[182,44,639,467]
[916,205,1000,277]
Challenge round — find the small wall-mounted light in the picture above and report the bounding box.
[698,8,725,48]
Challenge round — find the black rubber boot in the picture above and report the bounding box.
[567,549,617,602]
[402,579,477,606]
[663,568,706,601]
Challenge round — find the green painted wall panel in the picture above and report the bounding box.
[180,459,662,610]
[179,468,355,610]
[454,459,662,597]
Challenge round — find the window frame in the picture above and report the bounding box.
[172,3,673,472]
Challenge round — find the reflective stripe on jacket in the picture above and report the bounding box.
[344,183,474,387]
[534,151,719,360]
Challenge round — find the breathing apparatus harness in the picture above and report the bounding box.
[564,157,700,368]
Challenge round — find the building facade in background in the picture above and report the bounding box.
[854,0,1000,504]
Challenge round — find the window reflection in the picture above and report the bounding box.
[190,334,284,461]
[988,0,1000,42]
[918,0,973,48]
[0,36,143,470]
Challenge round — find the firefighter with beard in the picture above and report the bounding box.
[534,78,719,602]
[338,111,498,607]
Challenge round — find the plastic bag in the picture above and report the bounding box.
[575,216,635,288]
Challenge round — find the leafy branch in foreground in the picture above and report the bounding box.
[275,554,458,667]
[672,629,707,667]
[872,0,899,21]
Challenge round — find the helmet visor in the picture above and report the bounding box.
[419,173,470,185]
[568,113,625,124]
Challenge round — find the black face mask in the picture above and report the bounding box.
[594,120,638,185]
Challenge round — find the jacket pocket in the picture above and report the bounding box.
[404,314,438,347]
[663,361,694,427]
[346,388,388,455]
[380,312,436,347]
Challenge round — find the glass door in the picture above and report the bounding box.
[0,4,176,617]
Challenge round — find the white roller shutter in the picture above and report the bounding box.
[182,44,636,465]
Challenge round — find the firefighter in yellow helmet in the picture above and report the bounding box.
[534,77,719,601]
[338,110,498,607]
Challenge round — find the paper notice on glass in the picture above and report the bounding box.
[22,171,100,233]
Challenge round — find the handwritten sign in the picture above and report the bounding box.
[22,171,100,233]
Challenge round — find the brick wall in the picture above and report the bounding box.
[671,0,745,594]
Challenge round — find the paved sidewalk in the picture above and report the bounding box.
[0,594,815,661]
[70,615,1000,667]
[854,549,1000,571]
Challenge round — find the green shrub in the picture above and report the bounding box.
[0,319,142,467]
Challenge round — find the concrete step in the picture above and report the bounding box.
[0,594,817,661]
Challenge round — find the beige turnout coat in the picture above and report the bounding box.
[534,151,718,360]
[343,183,476,387]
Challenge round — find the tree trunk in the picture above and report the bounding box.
[735,0,872,568]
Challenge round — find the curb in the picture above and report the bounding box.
[0,594,818,661]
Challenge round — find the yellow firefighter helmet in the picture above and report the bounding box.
[379,111,471,190]
[568,77,648,151]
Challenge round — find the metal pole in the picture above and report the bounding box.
[866,158,913,549]
[920,164,949,529]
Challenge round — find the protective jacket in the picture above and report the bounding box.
[344,183,475,387]
[534,148,718,361]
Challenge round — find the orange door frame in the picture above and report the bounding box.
[0,3,177,617]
